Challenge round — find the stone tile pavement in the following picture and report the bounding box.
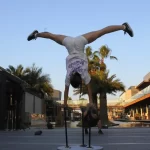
[0,127,150,150]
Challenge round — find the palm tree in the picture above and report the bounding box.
[74,74,100,107]
[74,45,125,126]
[74,45,118,106]
[92,45,117,71]
[86,46,100,74]
[98,70,125,125]
[68,97,72,100]
[6,64,53,97]
[24,63,53,97]
[84,46,101,106]
[6,64,30,79]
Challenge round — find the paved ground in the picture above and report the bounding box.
[0,127,150,150]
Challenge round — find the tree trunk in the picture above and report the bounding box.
[92,93,97,108]
[99,92,108,126]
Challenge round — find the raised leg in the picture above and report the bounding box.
[82,23,134,44]
[97,120,103,134]
[27,30,67,45]
[36,32,67,45]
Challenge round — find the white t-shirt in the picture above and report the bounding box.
[62,36,91,86]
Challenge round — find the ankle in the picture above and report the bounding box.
[122,25,126,31]
[35,33,38,38]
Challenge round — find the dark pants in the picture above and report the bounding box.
[83,114,99,127]
[81,106,99,127]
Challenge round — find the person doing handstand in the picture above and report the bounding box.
[27,22,134,128]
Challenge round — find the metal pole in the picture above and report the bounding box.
[80,107,86,147]
[87,110,92,148]
[88,126,92,148]
[64,107,69,148]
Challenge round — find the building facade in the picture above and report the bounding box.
[120,72,150,120]
[119,86,139,106]
[52,89,62,100]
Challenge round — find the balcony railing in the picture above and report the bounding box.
[123,85,150,105]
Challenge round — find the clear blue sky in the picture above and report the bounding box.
[0,0,150,100]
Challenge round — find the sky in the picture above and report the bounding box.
[0,0,150,101]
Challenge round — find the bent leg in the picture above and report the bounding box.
[82,25,125,44]
[83,103,97,117]
[97,120,102,129]
[85,128,88,134]
[97,120,103,134]
[36,32,67,45]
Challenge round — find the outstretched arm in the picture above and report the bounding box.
[64,85,69,107]
[82,25,126,44]
[87,82,93,104]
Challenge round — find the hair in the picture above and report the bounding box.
[70,72,82,88]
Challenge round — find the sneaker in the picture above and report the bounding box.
[122,22,134,37]
[85,128,88,134]
[98,129,103,134]
[27,30,38,41]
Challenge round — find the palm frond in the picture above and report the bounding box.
[85,46,92,57]
[99,45,111,58]
[6,64,53,96]
[6,65,16,74]
[110,56,118,60]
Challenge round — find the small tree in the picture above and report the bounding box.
[68,97,72,100]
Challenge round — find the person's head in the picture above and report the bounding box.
[70,72,82,88]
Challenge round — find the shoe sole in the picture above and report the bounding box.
[125,22,134,37]
[27,33,34,41]
[27,30,38,41]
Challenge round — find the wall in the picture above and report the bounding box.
[25,92,34,113]
[144,72,150,81]
[35,96,42,114]
[131,88,139,96]
[119,86,139,103]
[25,92,43,114]
[120,90,131,101]
[52,89,62,100]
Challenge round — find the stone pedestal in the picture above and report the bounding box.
[57,145,103,150]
